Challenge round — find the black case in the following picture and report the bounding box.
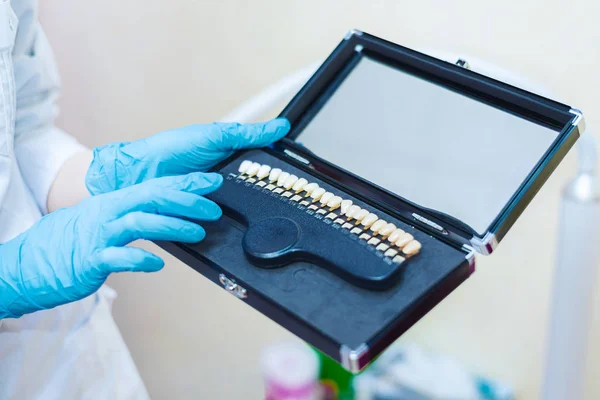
[157,30,584,372]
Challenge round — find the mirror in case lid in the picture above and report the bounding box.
[278,30,584,255]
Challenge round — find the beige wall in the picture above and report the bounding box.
[41,1,599,399]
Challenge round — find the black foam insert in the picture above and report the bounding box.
[176,149,469,350]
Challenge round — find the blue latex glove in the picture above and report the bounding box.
[86,119,290,195]
[0,172,222,319]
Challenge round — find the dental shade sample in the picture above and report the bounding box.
[230,160,423,262]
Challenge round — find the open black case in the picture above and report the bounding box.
[158,30,585,372]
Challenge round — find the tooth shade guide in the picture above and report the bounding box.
[238,160,252,174]
[327,196,343,210]
[395,232,414,248]
[402,240,422,256]
[319,192,335,206]
[277,172,290,187]
[379,223,396,237]
[310,187,326,202]
[388,229,405,243]
[353,209,369,223]
[293,178,308,192]
[361,213,378,228]
[303,183,319,196]
[283,175,299,190]
[246,162,261,177]
[345,205,361,220]
[370,220,387,234]
[340,200,353,215]
[269,168,282,182]
[257,164,271,179]
[233,161,423,265]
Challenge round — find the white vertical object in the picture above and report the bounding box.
[542,134,599,400]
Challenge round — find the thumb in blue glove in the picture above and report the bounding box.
[0,172,222,319]
[86,118,290,195]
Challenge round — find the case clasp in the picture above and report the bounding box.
[218,274,248,299]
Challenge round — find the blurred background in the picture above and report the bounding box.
[40,1,599,398]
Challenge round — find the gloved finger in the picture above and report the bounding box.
[137,171,223,194]
[105,212,207,246]
[114,188,222,221]
[211,118,290,151]
[113,173,223,217]
[91,247,165,274]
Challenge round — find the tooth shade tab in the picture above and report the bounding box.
[247,162,261,177]
[277,172,290,187]
[346,205,361,219]
[327,196,343,209]
[269,168,282,182]
[340,199,353,215]
[239,160,252,174]
[310,187,326,201]
[319,192,334,205]
[354,209,369,222]
[361,213,378,228]
[293,178,308,192]
[370,219,387,233]
[403,240,422,256]
[388,229,405,243]
[379,223,396,237]
[303,183,319,195]
[395,232,414,248]
[257,164,271,179]
[283,174,298,189]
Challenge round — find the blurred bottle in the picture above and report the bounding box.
[261,342,321,400]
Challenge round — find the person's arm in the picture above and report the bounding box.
[11,1,89,213]
[46,150,92,212]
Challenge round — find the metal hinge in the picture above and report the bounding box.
[218,274,248,299]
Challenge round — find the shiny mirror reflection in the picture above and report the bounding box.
[296,56,559,234]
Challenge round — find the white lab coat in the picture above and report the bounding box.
[0,1,150,399]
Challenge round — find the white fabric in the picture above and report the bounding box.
[0,1,150,399]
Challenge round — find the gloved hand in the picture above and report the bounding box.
[85,119,290,195]
[0,172,222,319]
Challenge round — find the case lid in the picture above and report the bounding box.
[276,30,584,254]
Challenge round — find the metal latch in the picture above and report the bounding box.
[455,58,471,69]
[218,274,248,299]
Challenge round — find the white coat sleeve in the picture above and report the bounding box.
[11,2,86,214]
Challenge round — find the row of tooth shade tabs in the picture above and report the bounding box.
[236,160,422,259]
